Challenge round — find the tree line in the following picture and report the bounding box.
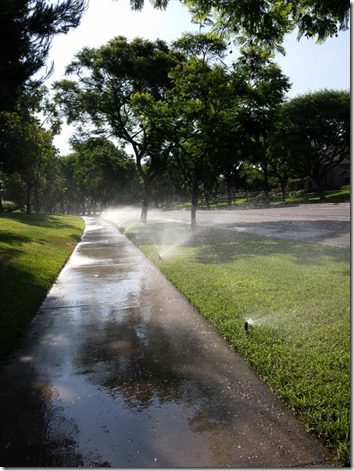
[0,1,350,229]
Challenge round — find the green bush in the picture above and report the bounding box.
[288,190,306,199]
[2,200,19,212]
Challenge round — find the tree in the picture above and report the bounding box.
[69,137,138,212]
[54,36,182,222]
[0,85,60,174]
[126,0,349,49]
[164,34,231,229]
[58,153,83,214]
[0,0,86,113]
[216,118,244,207]
[0,110,58,213]
[232,46,291,195]
[278,89,350,199]
[0,1,85,200]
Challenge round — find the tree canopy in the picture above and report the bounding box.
[63,137,137,212]
[125,0,349,49]
[0,0,87,112]
[277,89,350,199]
[54,36,183,222]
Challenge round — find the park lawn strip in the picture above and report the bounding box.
[124,222,350,466]
[0,213,84,362]
[164,188,350,210]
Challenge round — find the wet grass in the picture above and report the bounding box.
[125,222,350,466]
[0,213,84,362]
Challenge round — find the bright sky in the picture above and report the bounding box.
[46,0,350,155]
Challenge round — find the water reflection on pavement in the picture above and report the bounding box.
[0,217,333,467]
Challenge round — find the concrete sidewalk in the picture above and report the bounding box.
[0,217,333,467]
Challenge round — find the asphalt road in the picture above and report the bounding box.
[151,202,350,248]
[0,217,333,467]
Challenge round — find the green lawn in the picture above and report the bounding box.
[0,213,84,362]
[125,222,350,465]
[163,188,350,210]
[285,188,350,204]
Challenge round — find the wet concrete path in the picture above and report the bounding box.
[0,217,333,467]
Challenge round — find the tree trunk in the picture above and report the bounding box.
[226,177,232,207]
[263,163,270,195]
[315,178,326,201]
[140,180,151,224]
[191,183,198,232]
[0,197,4,213]
[136,152,152,224]
[26,185,32,214]
[34,186,40,213]
[280,179,287,202]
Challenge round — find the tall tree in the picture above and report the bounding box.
[232,46,291,195]
[0,111,58,213]
[277,89,350,199]
[0,0,86,112]
[164,34,231,229]
[54,36,182,222]
[0,1,85,193]
[70,137,138,212]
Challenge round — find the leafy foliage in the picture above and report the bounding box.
[231,46,291,193]
[54,36,183,221]
[61,137,138,212]
[0,107,58,213]
[278,90,350,199]
[126,0,349,49]
[0,0,86,112]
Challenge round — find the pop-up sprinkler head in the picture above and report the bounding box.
[158,254,162,261]
[244,321,249,333]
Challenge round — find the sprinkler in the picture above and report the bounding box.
[158,254,162,261]
[244,318,254,333]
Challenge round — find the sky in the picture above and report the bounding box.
[45,0,350,155]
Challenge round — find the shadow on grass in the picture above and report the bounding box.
[0,231,81,249]
[0,256,49,362]
[0,235,78,363]
[216,219,350,241]
[134,222,349,267]
[0,232,32,246]
[0,213,80,231]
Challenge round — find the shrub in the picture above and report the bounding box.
[2,200,19,212]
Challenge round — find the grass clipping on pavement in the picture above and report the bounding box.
[125,222,350,466]
[0,213,84,362]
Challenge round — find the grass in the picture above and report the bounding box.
[286,188,350,204]
[124,222,350,466]
[163,188,350,210]
[0,213,84,362]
